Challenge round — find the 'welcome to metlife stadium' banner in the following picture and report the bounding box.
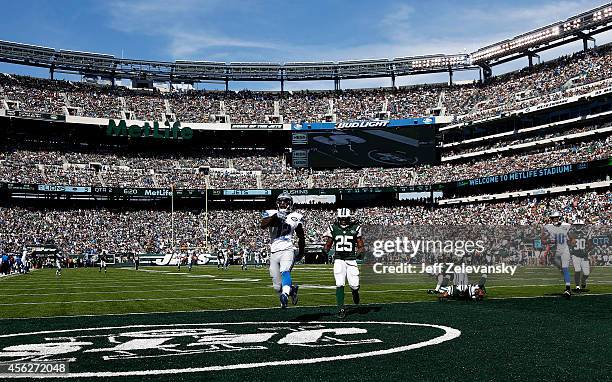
[455,162,595,188]
[291,117,437,131]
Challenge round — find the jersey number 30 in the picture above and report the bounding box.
[574,238,586,250]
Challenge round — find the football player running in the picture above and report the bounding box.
[543,211,572,299]
[187,250,194,272]
[241,250,248,271]
[175,251,182,271]
[260,193,303,309]
[569,218,592,292]
[55,253,62,277]
[323,208,365,319]
[216,248,224,270]
[99,250,108,273]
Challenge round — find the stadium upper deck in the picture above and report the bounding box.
[0,3,610,84]
[0,44,611,124]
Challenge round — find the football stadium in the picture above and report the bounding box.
[0,1,612,381]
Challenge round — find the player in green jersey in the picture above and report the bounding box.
[568,219,592,292]
[323,208,365,318]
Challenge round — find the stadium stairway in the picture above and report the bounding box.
[256,173,262,189]
[97,171,105,187]
[358,175,365,187]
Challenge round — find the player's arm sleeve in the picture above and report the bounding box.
[323,223,332,238]
[323,224,334,254]
[568,228,577,246]
[260,210,278,229]
[295,223,306,261]
[355,224,365,250]
[323,237,333,254]
[541,225,554,244]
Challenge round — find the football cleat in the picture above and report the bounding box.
[337,308,346,319]
[280,293,289,309]
[290,285,299,305]
[563,289,571,300]
[472,288,485,301]
[427,289,439,295]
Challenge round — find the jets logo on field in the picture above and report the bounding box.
[0,321,460,378]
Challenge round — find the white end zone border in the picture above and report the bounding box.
[0,321,461,378]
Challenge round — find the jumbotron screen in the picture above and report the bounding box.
[291,126,439,168]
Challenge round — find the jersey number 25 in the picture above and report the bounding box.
[335,235,354,252]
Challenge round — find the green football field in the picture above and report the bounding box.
[0,265,611,381]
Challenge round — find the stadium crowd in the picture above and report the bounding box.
[442,124,610,157]
[1,135,609,189]
[1,44,611,123]
[0,191,610,268]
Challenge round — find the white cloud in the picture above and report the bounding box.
[380,3,415,41]
[101,0,611,90]
[167,31,281,58]
[105,0,280,59]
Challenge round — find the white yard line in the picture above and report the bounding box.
[2,292,611,321]
[4,282,612,306]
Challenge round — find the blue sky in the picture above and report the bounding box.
[0,0,610,90]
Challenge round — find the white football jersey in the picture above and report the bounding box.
[263,209,303,253]
[544,223,571,253]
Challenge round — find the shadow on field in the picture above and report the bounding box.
[291,311,335,321]
[290,306,382,322]
[345,306,382,317]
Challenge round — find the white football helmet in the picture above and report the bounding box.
[276,192,293,213]
[337,208,351,228]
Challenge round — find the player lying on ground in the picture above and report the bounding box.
[323,208,365,318]
[432,272,487,301]
[260,193,303,309]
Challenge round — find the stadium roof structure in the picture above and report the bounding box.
[0,3,611,86]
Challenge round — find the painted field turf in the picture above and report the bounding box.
[0,265,611,381]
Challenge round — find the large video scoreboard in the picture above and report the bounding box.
[291,122,439,169]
